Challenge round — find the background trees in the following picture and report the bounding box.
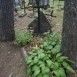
[0,0,15,41]
[61,0,77,77]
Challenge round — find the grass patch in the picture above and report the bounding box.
[15,30,33,46]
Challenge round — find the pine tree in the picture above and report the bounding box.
[61,0,77,76]
[0,0,15,41]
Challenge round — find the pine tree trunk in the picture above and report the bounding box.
[0,0,15,41]
[61,0,77,77]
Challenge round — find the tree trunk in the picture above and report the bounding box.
[0,0,15,41]
[61,0,77,77]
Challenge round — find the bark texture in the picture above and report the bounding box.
[0,0,15,41]
[61,0,77,77]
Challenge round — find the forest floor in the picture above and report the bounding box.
[0,8,63,77]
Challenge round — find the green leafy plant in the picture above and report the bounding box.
[26,33,75,77]
[15,30,33,46]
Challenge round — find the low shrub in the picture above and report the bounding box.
[15,30,33,46]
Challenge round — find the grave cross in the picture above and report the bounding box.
[35,0,41,33]
[34,0,49,33]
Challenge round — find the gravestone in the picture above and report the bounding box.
[28,11,51,34]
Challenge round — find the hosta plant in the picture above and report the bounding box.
[26,33,75,77]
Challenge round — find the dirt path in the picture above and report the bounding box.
[0,42,26,77]
[14,10,35,30]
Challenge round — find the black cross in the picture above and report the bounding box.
[33,0,49,33]
[35,0,41,33]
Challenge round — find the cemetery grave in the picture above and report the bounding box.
[1,0,76,77]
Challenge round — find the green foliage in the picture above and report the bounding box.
[15,30,33,46]
[26,33,74,77]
